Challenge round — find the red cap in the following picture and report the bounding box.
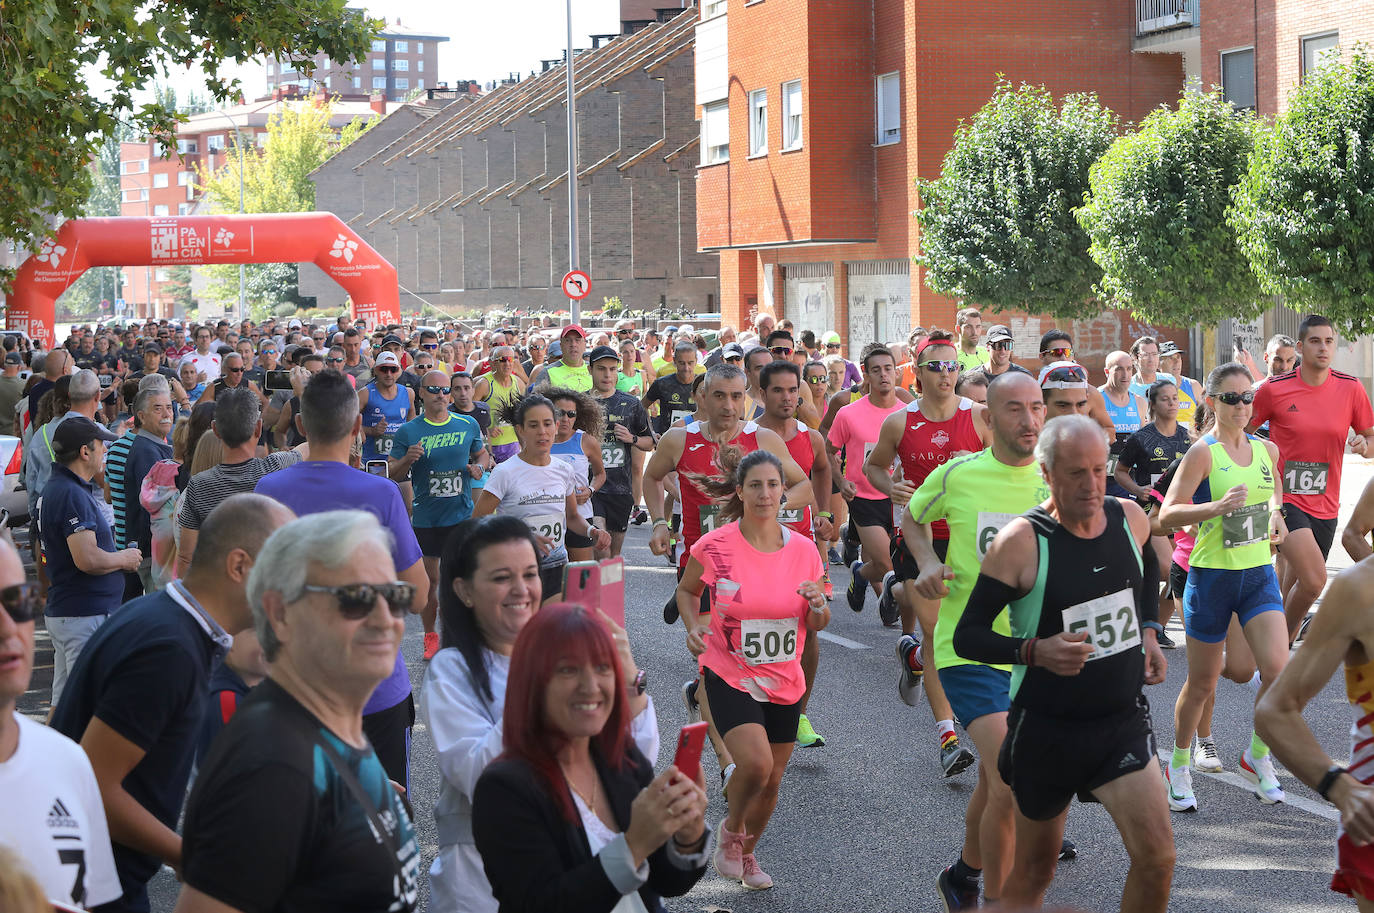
[561,324,588,338]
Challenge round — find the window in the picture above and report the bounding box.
[121,188,148,203]
[178,204,193,215]
[748,89,767,156]
[415,79,425,90]
[703,0,727,16]
[206,134,225,152]
[155,269,170,281]
[395,78,409,90]
[394,40,408,53]
[353,76,362,89]
[782,80,802,150]
[418,60,424,72]
[153,173,168,188]
[176,139,198,155]
[267,63,275,76]
[152,205,169,217]
[1303,32,1340,81]
[371,39,386,52]
[875,72,900,144]
[373,76,388,91]
[374,58,385,70]
[121,159,148,175]
[1220,48,1256,110]
[701,101,729,164]
[417,41,424,53]
[394,59,409,71]
[177,171,192,186]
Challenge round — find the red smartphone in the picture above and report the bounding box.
[597,556,626,629]
[672,721,709,780]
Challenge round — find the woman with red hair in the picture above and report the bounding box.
[472,603,708,913]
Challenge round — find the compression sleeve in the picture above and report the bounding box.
[952,574,1025,667]
[1138,537,1160,626]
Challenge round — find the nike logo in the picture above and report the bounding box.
[689,444,706,452]
[1093,566,1106,573]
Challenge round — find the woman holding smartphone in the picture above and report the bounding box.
[674,448,829,890]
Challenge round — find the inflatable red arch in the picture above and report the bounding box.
[5,212,400,345]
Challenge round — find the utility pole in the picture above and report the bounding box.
[565,0,580,324]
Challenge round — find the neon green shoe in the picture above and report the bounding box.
[796,713,825,748]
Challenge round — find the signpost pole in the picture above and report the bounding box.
[565,0,580,324]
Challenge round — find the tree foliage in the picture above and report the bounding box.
[0,0,378,292]
[1231,50,1374,335]
[915,80,1119,319]
[1077,90,1264,326]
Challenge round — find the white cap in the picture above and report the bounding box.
[288,318,303,329]
[375,351,401,368]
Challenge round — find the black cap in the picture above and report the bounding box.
[4,352,22,365]
[53,416,119,461]
[143,342,162,353]
[986,324,1013,343]
[382,334,404,347]
[588,345,621,364]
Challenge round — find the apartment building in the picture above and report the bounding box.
[267,17,449,103]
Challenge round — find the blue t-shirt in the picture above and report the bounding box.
[122,432,174,552]
[254,461,421,715]
[360,383,410,462]
[391,413,485,528]
[40,464,124,617]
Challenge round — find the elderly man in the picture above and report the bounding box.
[530,323,592,391]
[175,511,421,913]
[116,386,175,593]
[52,494,292,912]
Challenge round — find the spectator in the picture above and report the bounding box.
[26,347,70,431]
[176,511,422,913]
[0,353,25,437]
[179,326,222,383]
[117,386,175,593]
[51,494,293,912]
[26,372,96,521]
[0,537,122,909]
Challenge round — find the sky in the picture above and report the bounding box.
[142,0,624,105]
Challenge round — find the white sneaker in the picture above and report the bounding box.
[1239,749,1286,804]
[1165,762,1197,812]
[1193,737,1223,773]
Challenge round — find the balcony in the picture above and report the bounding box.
[1137,0,1198,36]
[1133,0,1200,83]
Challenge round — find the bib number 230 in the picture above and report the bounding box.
[740,618,798,666]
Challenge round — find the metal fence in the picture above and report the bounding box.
[1136,0,1199,35]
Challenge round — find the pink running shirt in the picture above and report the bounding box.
[827,395,906,501]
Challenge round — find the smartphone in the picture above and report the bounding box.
[563,560,600,611]
[672,722,709,781]
[597,556,625,629]
[266,369,293,391]
[366,459,388,477]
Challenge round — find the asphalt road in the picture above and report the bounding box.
[20,455,1374,913]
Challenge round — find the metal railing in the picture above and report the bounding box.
[1137,0,1199,35]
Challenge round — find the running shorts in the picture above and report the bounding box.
[414,523,460,559]
[702,668,802,744]
[539,562,566,602]
[999,695,1156,821]
[592,490,634,533]
[891,533,949,583]
[941,663,1011,729]
[1168,561,1187,600]
[1182,565,1282,643]
[849,495,894,533]
[1333,832,1374,901]
[565,529,594,550]
[1282,502,1338,560]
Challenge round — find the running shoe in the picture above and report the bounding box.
[877,571,899,627]
[822,574,834,601]
[1165,763,1197,813]
[841,522,859,566]
[1194,737,1223,773]
[1058,838,1077,861]
[1239,749,1286,804]
[422,631,440,661]
[721,762,736,797]
[936,866,979,911]
[847,560,867,612]
[896,634,924,707]
[713,817,744,880]
[796,714,825,748]
[741,854,773,890]
[828,546,844,566]
[1156,629,1176,649]
[631,508,649,525]
[682,679,700,724]
[1296,613,1314,645]
[940,734,975,778]
[666,537,678,567]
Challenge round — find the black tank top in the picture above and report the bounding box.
[1007,497,1145,719]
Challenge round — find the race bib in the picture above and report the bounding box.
[739,617,798,666]
[975,511,1019,561]
[1106,453,1119,477]
[863,440,897,474]
[525,513,565,549]
[699,504,721,535]
[1222,502,1269,549]
[1284,460,1329,496]
[777,507,806,526]
[601,443,627,469]
[670,409,694,426]
[377,434,394,456]
[1061,588,1140,661]
[427,469,464,499]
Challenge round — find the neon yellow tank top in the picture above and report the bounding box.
[1190,434,1276,570]
[546,362,592,392]
[481,372,521,446]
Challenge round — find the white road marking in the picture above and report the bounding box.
[818,630,871,650]
[1155,749,1338,822]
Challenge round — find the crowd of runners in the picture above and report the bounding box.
[1,307,1374,912]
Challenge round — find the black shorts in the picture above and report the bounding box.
[891,533,949,583]
[702,668,802,744]
[1282,502,1338,559]
[592,490,633,533]
[1169,561,1187,600]
[566,528,594,550]
[849,495,894,533]
[998,696,1156,821]
[362,692,415,791]
[415,524,459,559]
[539,562,566,602]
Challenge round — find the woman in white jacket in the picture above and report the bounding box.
[422,514,659,912]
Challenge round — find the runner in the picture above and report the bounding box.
[674,448,829,891]
[866,330,988,777]
[390,369,490,661]
[955,308,989,372]
[952,413,1172,913]
[1159,361,1292,810]
[546,387,607,563]
[1128,336,1175,398]
[955,370,989,405]
[472,345,525,464]
[969,324,1032,383]
[643,341,699,436]
[754,360,834,749]
[359,351,416,466]
[1099,350,1148,500]
[473,393,610,604]
[587,345,653,558]
[1343,476,1374,562]
[530,325,592,391]
[904,371,1053,907]
[1249,314,1374,640]
[1158,341,1201,429]
[828,344,906,615]
[1038,330,1117,438]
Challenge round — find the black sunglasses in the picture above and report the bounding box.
[1214,390,1255,406]
[424,385,450,395]
[770,346,794,357]
[989,341,1013,350]
[302,582,415,619]
[0,583,40,624]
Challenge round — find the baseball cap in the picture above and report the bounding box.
[678,324,695,335]
[52,416,119,461]
[382,334,404,347]
[561,324,588,338]
[143,342,163,354]
[588,345,621,364]
[722,342,745,359]
[987,324,1013,343]
[375,351,401,369]
[548,339,563,359]
[664,325,678,335]
[1038,361,1089,389]
[822,331,842,346]
[1158,340,1184,356]
[3,352,22,366]
[288,318,303,329]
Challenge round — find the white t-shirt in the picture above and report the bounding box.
[0,713,121,909]
[483,455,577,567]
[180,350,222,380]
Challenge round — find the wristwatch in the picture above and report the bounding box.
[629,670,647,696]
[1319,764,1349,801]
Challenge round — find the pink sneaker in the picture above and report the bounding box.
[741,853,773,890]
[712,818,744,880]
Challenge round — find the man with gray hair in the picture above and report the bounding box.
[25,368,102,520]
[177,510,421,913]
[115,385,175,594]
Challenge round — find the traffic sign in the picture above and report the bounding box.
[562,270,591,301]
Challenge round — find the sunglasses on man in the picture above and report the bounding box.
[302,583,416,619]
[1040,346,1073,360]
[0,583,41,624]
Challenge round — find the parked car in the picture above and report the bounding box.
[0,435,27,525]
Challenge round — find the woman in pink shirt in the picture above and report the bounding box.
[674,447,829,891]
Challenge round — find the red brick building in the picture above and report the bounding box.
[696,0,1188,362]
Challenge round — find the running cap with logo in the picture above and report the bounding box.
[3,352,21,365]
[288,318,303,329]
[382,334,404,347]
[986,324,1013,343]
[1158,340,1184,356]
[1037,361,1089,390]
[588,345,621,364]
[722,342,745,359]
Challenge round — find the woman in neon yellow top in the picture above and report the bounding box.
[474,346,525,462]
[1159,361,1291,811]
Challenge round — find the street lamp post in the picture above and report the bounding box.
[212,110,247,323]
[565,0,581,324]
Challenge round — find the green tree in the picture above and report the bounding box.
[55,129,130,319]
[1231,50,1374,335]
[915,80,1119,319]
[1077,90,1265,326]
[0,0,378,292]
